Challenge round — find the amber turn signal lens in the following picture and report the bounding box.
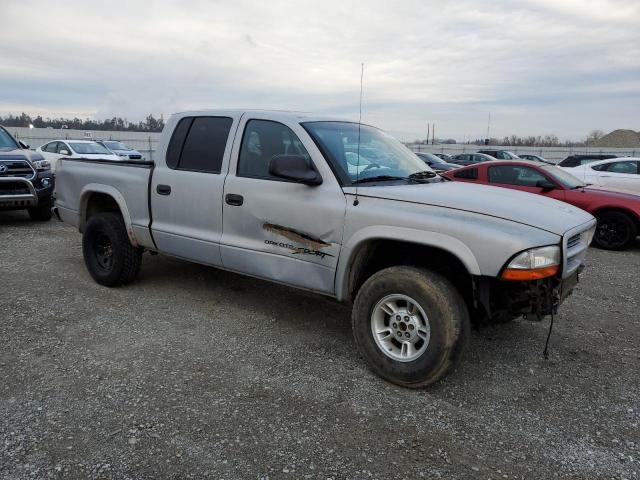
[501,265,559,281]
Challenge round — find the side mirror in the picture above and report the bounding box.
[18,140,30,149]
[536,179,556,190]
[269,154,322,186]
[59,149,70,156]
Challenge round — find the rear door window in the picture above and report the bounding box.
[166,116,233,173]
[605,161,638,174]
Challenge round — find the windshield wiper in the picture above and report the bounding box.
[408,171,438,181]
[352,171,438,185]
[352,175,409,184]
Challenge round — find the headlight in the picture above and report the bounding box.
[501,245,560,281]
[118,153,128,157]
[31,159,51,171]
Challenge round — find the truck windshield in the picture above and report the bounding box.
[303,121,436,185]
[69,142,112,155]
[0,127,19,151]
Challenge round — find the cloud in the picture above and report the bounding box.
[0,0,638,140]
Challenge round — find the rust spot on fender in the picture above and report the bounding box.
[263,223,330,250]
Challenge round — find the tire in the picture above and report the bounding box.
[83,212,142,286]
[352,266,470,388]
[27,202,53,221]
[593,211,637,251]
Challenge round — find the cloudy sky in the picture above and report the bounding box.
[1,0,638,141]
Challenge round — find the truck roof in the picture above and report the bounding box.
[171,109,349,124]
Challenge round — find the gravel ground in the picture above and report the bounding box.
[1,210,639,480]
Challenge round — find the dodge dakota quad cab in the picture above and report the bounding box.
[54,110,597,388]
[0,126,54,220]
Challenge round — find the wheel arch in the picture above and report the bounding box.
[79,184,138,246]
[592,206,640,229]
[335,227,481,303]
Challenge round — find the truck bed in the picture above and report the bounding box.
[54,158,156,249]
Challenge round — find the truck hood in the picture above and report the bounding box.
[346,181,594,236]
[0,148,45,163]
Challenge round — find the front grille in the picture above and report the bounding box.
[129,154,142,160]
[0,181,30,195]
[567,234,580,249]
[0,160,35,179]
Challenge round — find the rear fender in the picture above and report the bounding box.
[79,184,138,246]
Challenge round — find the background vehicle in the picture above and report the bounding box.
[0,126,54,220]
[559,157,639,195]
[54,110,596,388]
[557,154,617,168]
[477,149,520,160]
[442,160,639,250]
[95,140,145,160]
[448,152,495,166]
[37,140,120,170]
[414,152,459,172]
[519,154,554,164]
[433,153,453,161]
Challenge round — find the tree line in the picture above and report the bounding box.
[0,112,165,132]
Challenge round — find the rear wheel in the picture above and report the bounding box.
[352,266,470,388]
[83,212,142,286]
[593,211,637,250]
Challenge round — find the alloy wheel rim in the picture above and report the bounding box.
[596,219,628,248]
[370,294,431,363]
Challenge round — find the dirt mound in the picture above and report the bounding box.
[593,129,640,148]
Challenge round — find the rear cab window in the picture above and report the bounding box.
[166,116,233,173]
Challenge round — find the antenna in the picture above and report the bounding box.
[354,63,364,207]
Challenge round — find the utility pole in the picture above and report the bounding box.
[431,124,435,145]
[426,123,430,144]
[486,113,491,143]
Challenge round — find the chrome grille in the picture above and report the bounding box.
[0,160,35,179]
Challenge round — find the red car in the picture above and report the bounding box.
[441,160,640,250]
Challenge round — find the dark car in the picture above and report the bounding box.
[477,149,520,160]
[448,152,495,166]
[0,126,55,220]
[557,154,617,168]
[414,152,460,172]
[442,160,640,250]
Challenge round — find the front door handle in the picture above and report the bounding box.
[156,184,171,195]
[225,193,244,206]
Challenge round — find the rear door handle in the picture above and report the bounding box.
[225,193,244,206]
[156,184,171,195]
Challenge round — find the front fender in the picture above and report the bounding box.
[334,226,481,302]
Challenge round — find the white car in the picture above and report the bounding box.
[560,157,640,195]
[37,140,120,171]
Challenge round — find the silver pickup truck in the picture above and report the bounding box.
[54,110,596,387]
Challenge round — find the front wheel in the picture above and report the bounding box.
[352,266,470,388]
[28,202,53,221]
[83,212,142,286]
[593,211,637,250]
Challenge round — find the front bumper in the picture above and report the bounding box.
[0,171,54,210]
[477,219,596,321]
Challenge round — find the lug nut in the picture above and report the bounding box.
[397,331,402,337]
[404,316,409,321]
[392,322,397,328]
[396,315,401,321]
[409,324,415,331]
